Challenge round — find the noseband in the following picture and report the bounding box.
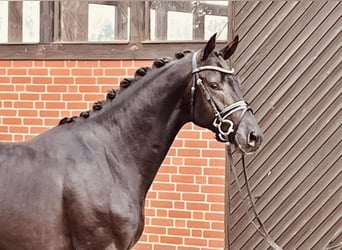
[191,51,251,143]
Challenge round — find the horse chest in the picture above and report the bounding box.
[63,176,144,249]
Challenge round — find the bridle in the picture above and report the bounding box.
[191,51,283,250]
[191,50,251,145]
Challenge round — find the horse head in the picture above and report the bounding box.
[190,33,263,154]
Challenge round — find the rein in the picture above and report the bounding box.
[227,144,283,250]
[191,51,282,249]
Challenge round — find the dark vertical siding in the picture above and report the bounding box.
[229,1,341,249]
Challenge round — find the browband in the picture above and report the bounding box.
[192,65,235,75]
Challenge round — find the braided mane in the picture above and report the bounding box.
[58,50,193,126]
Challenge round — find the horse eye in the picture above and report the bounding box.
[209,82,220,90]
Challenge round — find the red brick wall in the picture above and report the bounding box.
[0,60,226,249]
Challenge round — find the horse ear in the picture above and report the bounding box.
[220,35,239,60]
[202,33,217,61]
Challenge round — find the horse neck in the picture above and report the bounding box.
[98,57,193,192]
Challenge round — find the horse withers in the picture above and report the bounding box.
[0,34,262,249]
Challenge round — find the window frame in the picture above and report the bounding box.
[0,1,233,60]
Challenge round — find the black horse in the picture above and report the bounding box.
[0,34,262,250]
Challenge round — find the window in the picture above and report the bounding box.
[0,1,231,59]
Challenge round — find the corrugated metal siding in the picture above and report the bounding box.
[229,1,341,249]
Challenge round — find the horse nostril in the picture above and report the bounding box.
[248,132,258,148]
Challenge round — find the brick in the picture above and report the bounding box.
[160,236,183,245]
[208,176,224,185]
[151,182,175,191]
[30,126,48,134]
[0,61,11,67]
[171,175,194,183]
[154,244,176,250]
[15,85,25,91]
[184,158,207,166]
[182,193,205,202]
[186,202,209,211]
[154,173,169,182]
[178,246,199,250]
[45,60,65,67]
[175,219,185,227]
[8,68,27,75]
[193,211,204,219]
[93,69,103,76]
[99,60,121,67]
[134,60,153,67]
[151,218,173,226]
[50,68,70,75]
[203,230,224,239]
[18,109,38,117]
[45,102,65,109]
[156,209,167,217]
[63,93,83,101]
[168,228,190,236]
[97,77,118,85]
[32,77,52,84]
[26,85,46,92]
[150,200,173,209]
[0,93,18,100]
[12,60,32,67]
[177,148,200,157]
[14,134,24,142]
[176,184,199,192]
[23,118,43,125]
[0,126,8,133]
[184,139,208,148]
[168,210,191,219]
[202,149,225,158]
[201,185,224,194]
[11,77,30,84]
[29,68,48,75]
[207,194,224,203]
[203,167,224,176]
[184,237,207,246]
[212,222,224,230]
[79,85,100,93]
[9,126,29,133]
[20,93,39,100]
[0,134,12,141]
[3,117,22,125]
[72,68,92,76]
[104,68,126,76]
[84,94,104,101]
[45,118,60,126]
[67,102,88,110]
[39,110,59,117]
[144,226,166,234]
[54,77,74,85]
[195,176,206,184]
[158,192,180,200]
[41,93,61,101]
[47,85,67,92]
[65,60,76,67]
[191,230,202,237]
[174,201,185,209]
[34,61,44,67]
[204,212,224,222]
[0,85,14,91]
[77,60,98,67]
[3,101,13,108]
[0,77,10,83]
[209,239,224,248]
